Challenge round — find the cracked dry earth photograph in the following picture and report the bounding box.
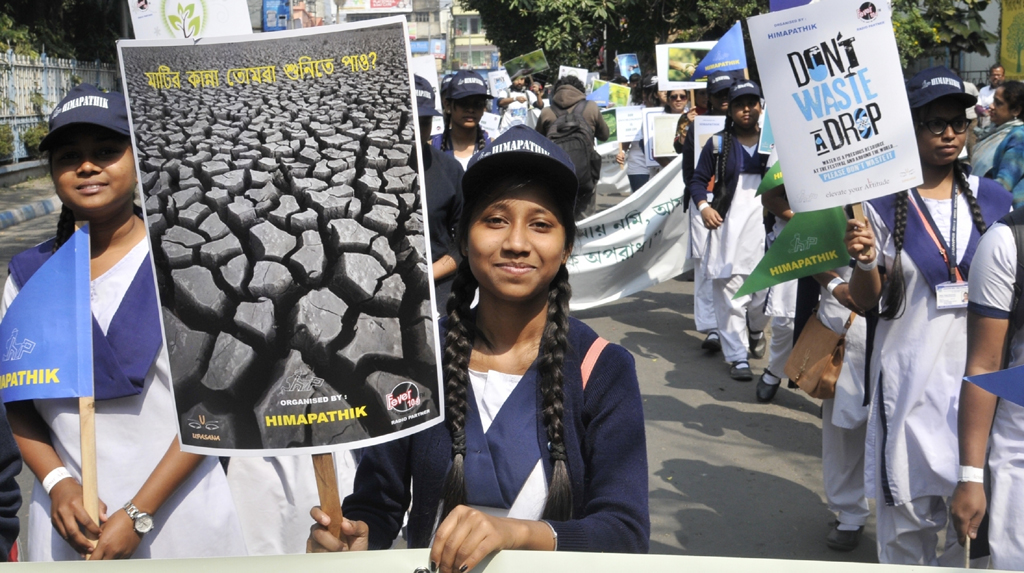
[119,21,441,454]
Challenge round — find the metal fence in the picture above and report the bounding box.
[1,51,121,163]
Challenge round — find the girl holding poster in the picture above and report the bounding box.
[844,67,1011,566]
[688,80,771,381]
[3,85,246,560]
[308,126,650,571]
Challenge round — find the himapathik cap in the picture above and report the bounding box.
[39,84,130,152]
[642,74,659,89]
[414,75,441,118]
[707,71,737,95]
[440,74,453,98]
[463,125,578,215]
[906,66,977,109]
[447,70,491,100]
[729,80,762,102]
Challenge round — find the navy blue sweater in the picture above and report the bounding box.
[342,317,649,553]
[0,402,22,561]
[687,131,769,215]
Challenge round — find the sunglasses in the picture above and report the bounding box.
[919,117,969,136]
[669,94,688,101]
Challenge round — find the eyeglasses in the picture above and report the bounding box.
[919,117,969,135]
[669,94,688,101]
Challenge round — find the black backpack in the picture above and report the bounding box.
[545,101,602,194]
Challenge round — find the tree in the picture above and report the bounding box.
[890,0,998,71]
[460,0,766,76]
[1009,13,1024,74]
[1,0,124,63]
[464,0,995,78]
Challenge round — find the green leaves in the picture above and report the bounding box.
[167,3,201,38]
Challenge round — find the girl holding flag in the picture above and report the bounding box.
[3,85,245,560]
[308,126,649,572]
[688,80,771,380]
[844,67,1010,565]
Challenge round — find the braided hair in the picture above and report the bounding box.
[52,205,77,253]
[437,176,577,528]
[879,108,988,320]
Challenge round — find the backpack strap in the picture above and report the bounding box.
[1002,209,1024,367]
[581,336,609,390]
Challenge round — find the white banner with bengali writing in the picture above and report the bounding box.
[569,156,691,310]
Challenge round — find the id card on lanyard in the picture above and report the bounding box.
[910,186,967,309]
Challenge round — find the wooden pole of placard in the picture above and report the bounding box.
[311,453,343,552]
[77,221,100,556]
[851,202,865,222]
[79,397,99,554]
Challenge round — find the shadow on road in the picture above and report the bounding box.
[651,458,877,562]
[643,394,822,459]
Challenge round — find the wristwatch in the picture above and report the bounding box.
[123,501,154,535]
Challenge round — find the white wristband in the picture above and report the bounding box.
[42,467,73,495]
[699,202,711,212]
[826,277,846,295]
[958,465,985,483]
[856,257,878,271]
[542,520,558,550]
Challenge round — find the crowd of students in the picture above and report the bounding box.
[0,44,1023,573]
[681,64,1024,569]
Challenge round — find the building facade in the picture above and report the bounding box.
[451,3,497,71]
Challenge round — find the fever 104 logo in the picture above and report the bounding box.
[386,381,421,413]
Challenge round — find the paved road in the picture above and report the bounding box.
[0,189,879,563]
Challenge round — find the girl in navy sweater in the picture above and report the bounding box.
[309,126,649,571]
[688,81,771,381]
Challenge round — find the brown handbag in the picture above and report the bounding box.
[783,310,856,400]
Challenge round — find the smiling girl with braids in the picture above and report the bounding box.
[308,125,649,571]
[844,67,1011,566]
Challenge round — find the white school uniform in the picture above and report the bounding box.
[764,217,798,375]
[465,369,547,519]
[706,144,769,362]
[966,222,1024,570]
[689,208,717,334]
[862,188,985,566]
[226,452,358,555]
[818,266,870,528]
[1,239,247,561]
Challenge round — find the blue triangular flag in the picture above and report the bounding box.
[692,22,747,80]
[587,82,611,107]
[965,366,1024,408]
[0,225,92,402]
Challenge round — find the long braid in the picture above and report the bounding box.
[714,117,733,200]
[954,161,987,234]
[52,206,76,253]
[539,265,573,521]
[879,191,909,320]
[437,256,478,528]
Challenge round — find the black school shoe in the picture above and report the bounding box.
[826,523,863,551]
[701,332,722,352]
[730,361,753,381]
[756,371,781,402]
[748,332,766,359]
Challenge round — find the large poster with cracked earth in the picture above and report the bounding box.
[117,18,443,456]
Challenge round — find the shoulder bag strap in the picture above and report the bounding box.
[581,336,610,390]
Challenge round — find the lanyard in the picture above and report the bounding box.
[910,184,962,283]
